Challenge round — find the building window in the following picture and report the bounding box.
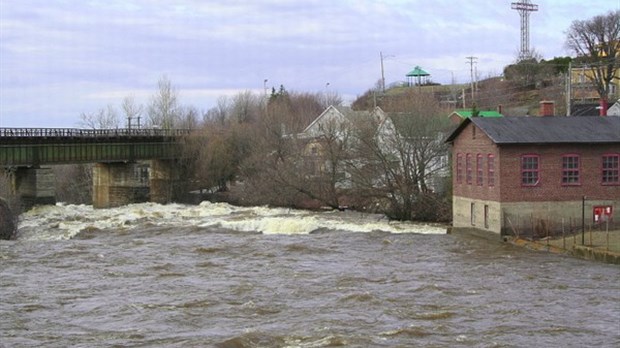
[466,154,473,185]
[456,153,463,184]
[484,204,489,229]
[470,202,475,226]
[521,154,540,186]
[602,154,620,185]
[578,71,586,83]
[487,154,495,187]
[476,154,483,186]
[562,154,580,186]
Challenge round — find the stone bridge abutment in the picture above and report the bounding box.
[9,167,56,207]
[1,127,192,209]
[92,160,181,208]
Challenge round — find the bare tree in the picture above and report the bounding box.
[148,76,179,128]
[181,119,255,195]
[79,104,120,129]
[121,95,143,129]
[287,92,328,133]
[267,88,329,134]
[321,90,344,109]
[565,10,620,114]
[231,90,261,124]
[237,91,351,209]
[178,105,201,130]
[240,131,349,209]
[349,92,451,220]
[182,127,234,192]
[204,96,230,126]
[53,164,92,204]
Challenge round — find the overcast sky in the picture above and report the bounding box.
[1,0,618,127]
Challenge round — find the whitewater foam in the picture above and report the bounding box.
[16,201,446,240]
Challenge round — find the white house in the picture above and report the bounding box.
[295,106,392,188]
[299,105,389,138]
[607,100,620,116]
[297,105,448,193]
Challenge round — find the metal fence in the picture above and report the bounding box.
[504,212,620,253]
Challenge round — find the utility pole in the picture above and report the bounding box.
[380,52,386,93]
[474,64,479,93]
[566,61,572,116]
[325,82,330,106]
[380,52,393,93]
[511,0,538,61]
[263,78,269,112]
[466,56,478,106]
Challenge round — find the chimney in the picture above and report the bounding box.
[539,101,555,117]
[599,99,608,116]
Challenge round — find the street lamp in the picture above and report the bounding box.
[325,82,330,106]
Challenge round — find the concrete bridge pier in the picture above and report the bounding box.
[11,167,56,208]
[150,159,183,204]
[93,162,148,208]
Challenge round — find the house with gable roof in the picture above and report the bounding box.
[300,105,388,139]
[298,105,450,194]
[607,100,620,116]
[296,105,391,188]
[445,116,620,237]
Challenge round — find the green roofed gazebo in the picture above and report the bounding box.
[406,66,430,86]
[448,109,503,124]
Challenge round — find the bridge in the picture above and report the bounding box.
[0,128,191,208]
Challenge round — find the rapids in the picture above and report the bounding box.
[1,202,619,347]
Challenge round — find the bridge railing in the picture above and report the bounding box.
[0,128,191,138]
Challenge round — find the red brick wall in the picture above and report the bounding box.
[451,123,501,201]
[498,143,619,202]
[451,122,620,202]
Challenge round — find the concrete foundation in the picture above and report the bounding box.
[6,160,184,209]
[149,159,182,204]
[13,167,56,208]
[93,162,148,208]
[453,195,620,237]
[452,196,502,234]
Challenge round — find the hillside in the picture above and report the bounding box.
[352,76,568,116]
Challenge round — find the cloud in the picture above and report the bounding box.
[1,0,617,127]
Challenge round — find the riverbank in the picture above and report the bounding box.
[509,230,620,265]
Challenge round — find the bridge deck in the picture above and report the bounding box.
[0,128,191,166]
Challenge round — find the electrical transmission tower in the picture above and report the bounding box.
[511,0,538,60]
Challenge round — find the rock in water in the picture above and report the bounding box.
[0,197,16,240]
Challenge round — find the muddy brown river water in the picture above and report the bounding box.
[1,202,619,347]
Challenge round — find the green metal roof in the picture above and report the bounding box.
[406,66,429,77]
[451,110,503,118]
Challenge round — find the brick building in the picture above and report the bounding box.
[445,116,620,236]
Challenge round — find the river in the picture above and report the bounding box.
[1,202,619,347]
